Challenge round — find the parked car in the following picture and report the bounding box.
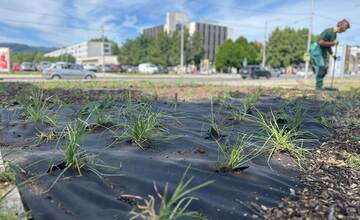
[21,62,36,71]
[270,68,282,77]
[97,64,112,72]
[120,65,135,73]
[84,64,97,72]
[43,62,96,80]
[12,63,21,72]
[157,65,169,74]
[240,65,271,79]
[138,63,159,74]
[37,61,51,71]
[111,65,122,72]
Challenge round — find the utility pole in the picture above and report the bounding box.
[101,25,105,73]
[304,0,315,79]
[262,19,279,68]
[261,21,268,68]
[180,23,185,74]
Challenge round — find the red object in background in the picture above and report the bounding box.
[0,54,8,69]
[111,65,121,72]
[12,63,21,72]
[255,41,262,48]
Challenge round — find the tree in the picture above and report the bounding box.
[117,30,204,67]
[215,40,240,72]
[215,36,261,72]
[266,27,318,68]
[186,32,204,65]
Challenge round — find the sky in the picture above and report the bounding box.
[0,0,359,47]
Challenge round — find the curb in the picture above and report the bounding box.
[0,151,27,220]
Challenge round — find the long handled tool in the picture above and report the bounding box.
[330,44,338,89]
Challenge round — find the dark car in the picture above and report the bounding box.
[240,65,271,79]
[120,65,135,73]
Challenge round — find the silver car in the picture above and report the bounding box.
[21,62,36,71]
[42,62,96,80]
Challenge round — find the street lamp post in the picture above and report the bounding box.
[262,18,279,68]
[180,23,185,74]
[304,0,315,79]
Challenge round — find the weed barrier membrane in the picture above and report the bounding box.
[0,97,330,220]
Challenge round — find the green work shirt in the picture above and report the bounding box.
[318,28,337,57]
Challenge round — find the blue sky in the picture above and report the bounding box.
[0,0,359,47]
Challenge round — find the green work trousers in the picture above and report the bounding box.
[310,43,328,90]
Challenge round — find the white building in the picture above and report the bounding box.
[44,40,115,64]
[143,11,232,62]
[329,45,360,77]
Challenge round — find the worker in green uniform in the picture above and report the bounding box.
[310,19,350,90]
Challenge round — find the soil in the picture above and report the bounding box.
[264,109,360,219]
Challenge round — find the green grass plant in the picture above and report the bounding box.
[116,104,171,149]
[47,118,123,192]
[217,135,265,171]
[20,90,56,126]
[257,111,308,169]
[129,166,214,220]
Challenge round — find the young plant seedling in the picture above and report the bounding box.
[128,166,214,220]
[207,98,227,140]
[277,102,305,132]
[257,111,308,169]
[227,91,260,123]
[19,89,57,126]
[243,91,260,115]
[115,104,171,149]
[217,135,264,172]
[47,118,123,192]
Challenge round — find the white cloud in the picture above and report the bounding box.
[0,0,359,46]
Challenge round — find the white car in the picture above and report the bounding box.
[21,62,36,71]
[84,64,97,72]
[138,63,159,74]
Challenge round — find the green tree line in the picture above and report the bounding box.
[117,30,204,66]
[215,27,318,71]
[215,36,261,72]
[266,27,318,68]
[11,52,76,64]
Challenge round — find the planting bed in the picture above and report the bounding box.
[0,84,357,220]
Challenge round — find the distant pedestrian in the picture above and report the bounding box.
[310,19,350,90]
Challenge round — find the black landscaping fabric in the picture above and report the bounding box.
[0,96,330,220]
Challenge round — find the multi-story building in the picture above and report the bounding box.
[143,25,165,38]
[44,40,114,64]
[189,22,231,61]
[143,11,231,62]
